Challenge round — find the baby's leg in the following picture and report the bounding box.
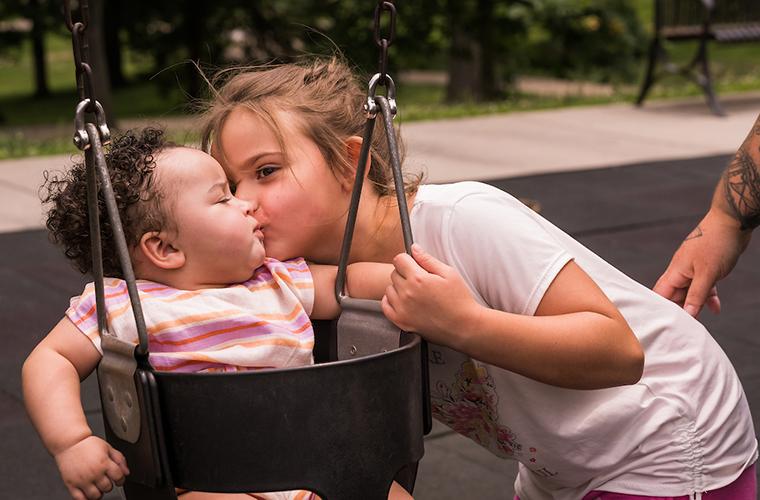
[177,480,412,500]
[389,480,414,500]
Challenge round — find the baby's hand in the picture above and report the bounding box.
[382,244,482,348]
[54,435,129,500]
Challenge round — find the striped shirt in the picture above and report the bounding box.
[66,258,315,372]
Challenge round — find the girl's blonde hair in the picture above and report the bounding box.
[199,56,422,197]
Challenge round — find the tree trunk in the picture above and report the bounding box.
[185,5,205,99]
[104,0,125,88]
[445,0,502,102]
[446,30,480,102]
[477,0,501,100]
[85,0,117,127]
[30,0,49,97]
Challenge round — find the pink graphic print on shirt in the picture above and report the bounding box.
[432,360,558,478]
[432,360,522,457]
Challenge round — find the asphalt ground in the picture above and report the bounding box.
[2,153,758,499]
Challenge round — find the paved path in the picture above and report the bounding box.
[2,93,759,234]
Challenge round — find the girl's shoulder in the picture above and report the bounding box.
[416,181,519,207]
[413,181,527,220]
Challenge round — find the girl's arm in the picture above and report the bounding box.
[308,263,394,320]
[383,245,644,390]
[22,317,129,498]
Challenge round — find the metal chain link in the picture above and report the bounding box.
[365,1,398,119]
[373,1,396,85]
[64,0,110,150]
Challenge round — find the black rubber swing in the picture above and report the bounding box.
[62,1,431,498]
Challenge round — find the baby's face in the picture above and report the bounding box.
[158,147,266,284]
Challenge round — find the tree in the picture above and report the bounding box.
[28,0,48,97]
[446,0,534,102]
[0,0,58,98]
[82,0,116,126]
[103,0,125,88]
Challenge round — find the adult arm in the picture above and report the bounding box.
[383,245,643,390]
[654,114,760,316]
[22,317,128,499]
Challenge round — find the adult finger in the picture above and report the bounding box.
[705,287,721,315]
[653,268,690,301]
[411,244,449,277]
[683,270,715,318]
[653,273,678,301]
[669,287,687,307]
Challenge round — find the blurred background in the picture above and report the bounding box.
[3,2,760,498]
[2,0,760,159]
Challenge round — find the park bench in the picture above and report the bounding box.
[636,0,760,115]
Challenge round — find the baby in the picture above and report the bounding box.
[22,128,408,500]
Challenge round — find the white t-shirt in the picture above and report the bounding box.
[410,181,757,499]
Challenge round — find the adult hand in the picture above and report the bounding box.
[382,244,482,348]
[654,209,751,318]
[54,435,129,500]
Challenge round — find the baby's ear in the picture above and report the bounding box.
[139,231,185,270]
[342,136,371,191]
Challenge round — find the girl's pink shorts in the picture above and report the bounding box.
[515,463,756,500]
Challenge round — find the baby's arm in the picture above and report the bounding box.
[384,245,644,390]
[22,317,129,499]
[308,263,394,319]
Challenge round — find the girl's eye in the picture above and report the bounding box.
[217,197,231,204]
[256,165,278,180]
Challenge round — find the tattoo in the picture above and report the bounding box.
[685,226,703,241]
[723,146,760,230]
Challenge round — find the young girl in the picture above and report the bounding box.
[200,57,758,500]
[22,128,408,500]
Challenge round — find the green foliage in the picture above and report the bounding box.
[528,0,648,82]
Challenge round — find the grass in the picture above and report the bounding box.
[0,129,199,160]
[2,31,760,159]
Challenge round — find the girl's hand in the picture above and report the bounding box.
[54,436,129,500]
[382,244,482,348]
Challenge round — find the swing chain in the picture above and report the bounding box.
[373,1,396,84]
[365,1,398,119]
[64,0,111,151]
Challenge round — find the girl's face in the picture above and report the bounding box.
[213,107,350,263]
[160,147,265,285]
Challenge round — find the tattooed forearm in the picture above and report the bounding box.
[723,146,760,230]
[685,226,703,241]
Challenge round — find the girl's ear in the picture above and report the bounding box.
[139,231,185,270]
[343,136,372,192]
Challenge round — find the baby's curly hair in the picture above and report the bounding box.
[42,127,176,278]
